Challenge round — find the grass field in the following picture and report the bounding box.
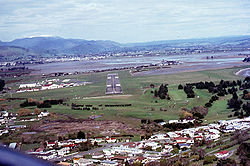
[1,65,249,126]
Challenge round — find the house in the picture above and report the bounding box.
[109,156,128,163]
[38,111,49,118]
[9,143,17,149]
[92,137,104,144]
[0,111,9,117]
[46,140,57,148]
[146,155,161,160]
[169,120,179,124]
[112,147,143,155]
[73,158,94,166]
[57,147,70,156]
[158,122,166,126]
[19,83,37,88]
[162,145,173,153]
[186,138,194,144]
[215,150,230,159]
[144,141,161,150]
[134,156,146,163]
[62,79,70,83]
[178,143,191,149]
[9,125,26,130]
[70,139,87,144]
[172,137,187,144]
[106,137,117,143]
[150,133,168,140]
[92,152,104,159]
[103,149,113,156]
[57,161,71,166]
[166,132,179,138]
[194,135,203,141]
[101,160,119,166]
[33,88,40,92]
[28,150,57,160]
[0,129,9,136]
[205,132,220,141]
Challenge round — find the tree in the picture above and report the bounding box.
[203,155,217,165]
[0,79,5,91]
[217,158,237,166]
[132,161,143,166]
[244,76,250,82]
[171,148,179,154]
[243,92,250,100]
[143,146,152,151]
[155,84,169,100]
[178,84,183,89]
[192,155,200,161]
[197,148,205,159]
[242,102,250,116]
[205,102,212,107]
[237,142,250,166]
[189,106,208,119]
[77,131,86,139]
[191,146,198,155]
[227,97,243,110]
[150,84,155,88]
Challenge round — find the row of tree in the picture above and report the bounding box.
[0,79,5,91]
[18,108,42,116]
[227,77,250,118]
[20,98,64,108]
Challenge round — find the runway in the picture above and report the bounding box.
[105,73,123,94]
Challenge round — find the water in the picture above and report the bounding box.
[241,70,250,77]
[27,51,250,74]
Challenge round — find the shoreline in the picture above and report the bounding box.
[235,67,250,77]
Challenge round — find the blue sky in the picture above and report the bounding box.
[0,0,249,43]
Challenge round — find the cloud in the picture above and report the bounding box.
[0,0,249,42]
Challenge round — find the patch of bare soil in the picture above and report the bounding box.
[34,118,145,136]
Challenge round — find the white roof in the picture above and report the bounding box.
[62,79,70,82]
[9,143,17,149]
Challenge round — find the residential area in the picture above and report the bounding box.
[2,115,247,165]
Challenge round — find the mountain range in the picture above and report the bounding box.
[0,35,250,58]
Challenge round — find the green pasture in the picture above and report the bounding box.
[1,65,249,126]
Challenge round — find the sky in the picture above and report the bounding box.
[0,0,249,43]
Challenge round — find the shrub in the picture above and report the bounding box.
[179,110,193,120]
[18,108,32,116]
[178,84,183,89]
[34,108,42,115]
[205,102,212,107]
[203,156,214,165]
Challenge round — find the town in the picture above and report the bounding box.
[1,105,249,165]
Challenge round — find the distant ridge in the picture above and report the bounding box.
[0,35,250,57]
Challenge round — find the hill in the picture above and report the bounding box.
[0,35,249,59]
[0,37,121,54]
[0,46,35,57]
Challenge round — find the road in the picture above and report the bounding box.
[49,142,124,162]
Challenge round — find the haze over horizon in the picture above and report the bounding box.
[0,0,250,43]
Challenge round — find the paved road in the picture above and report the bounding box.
[105,73,123,94]
[50,142,124,162]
